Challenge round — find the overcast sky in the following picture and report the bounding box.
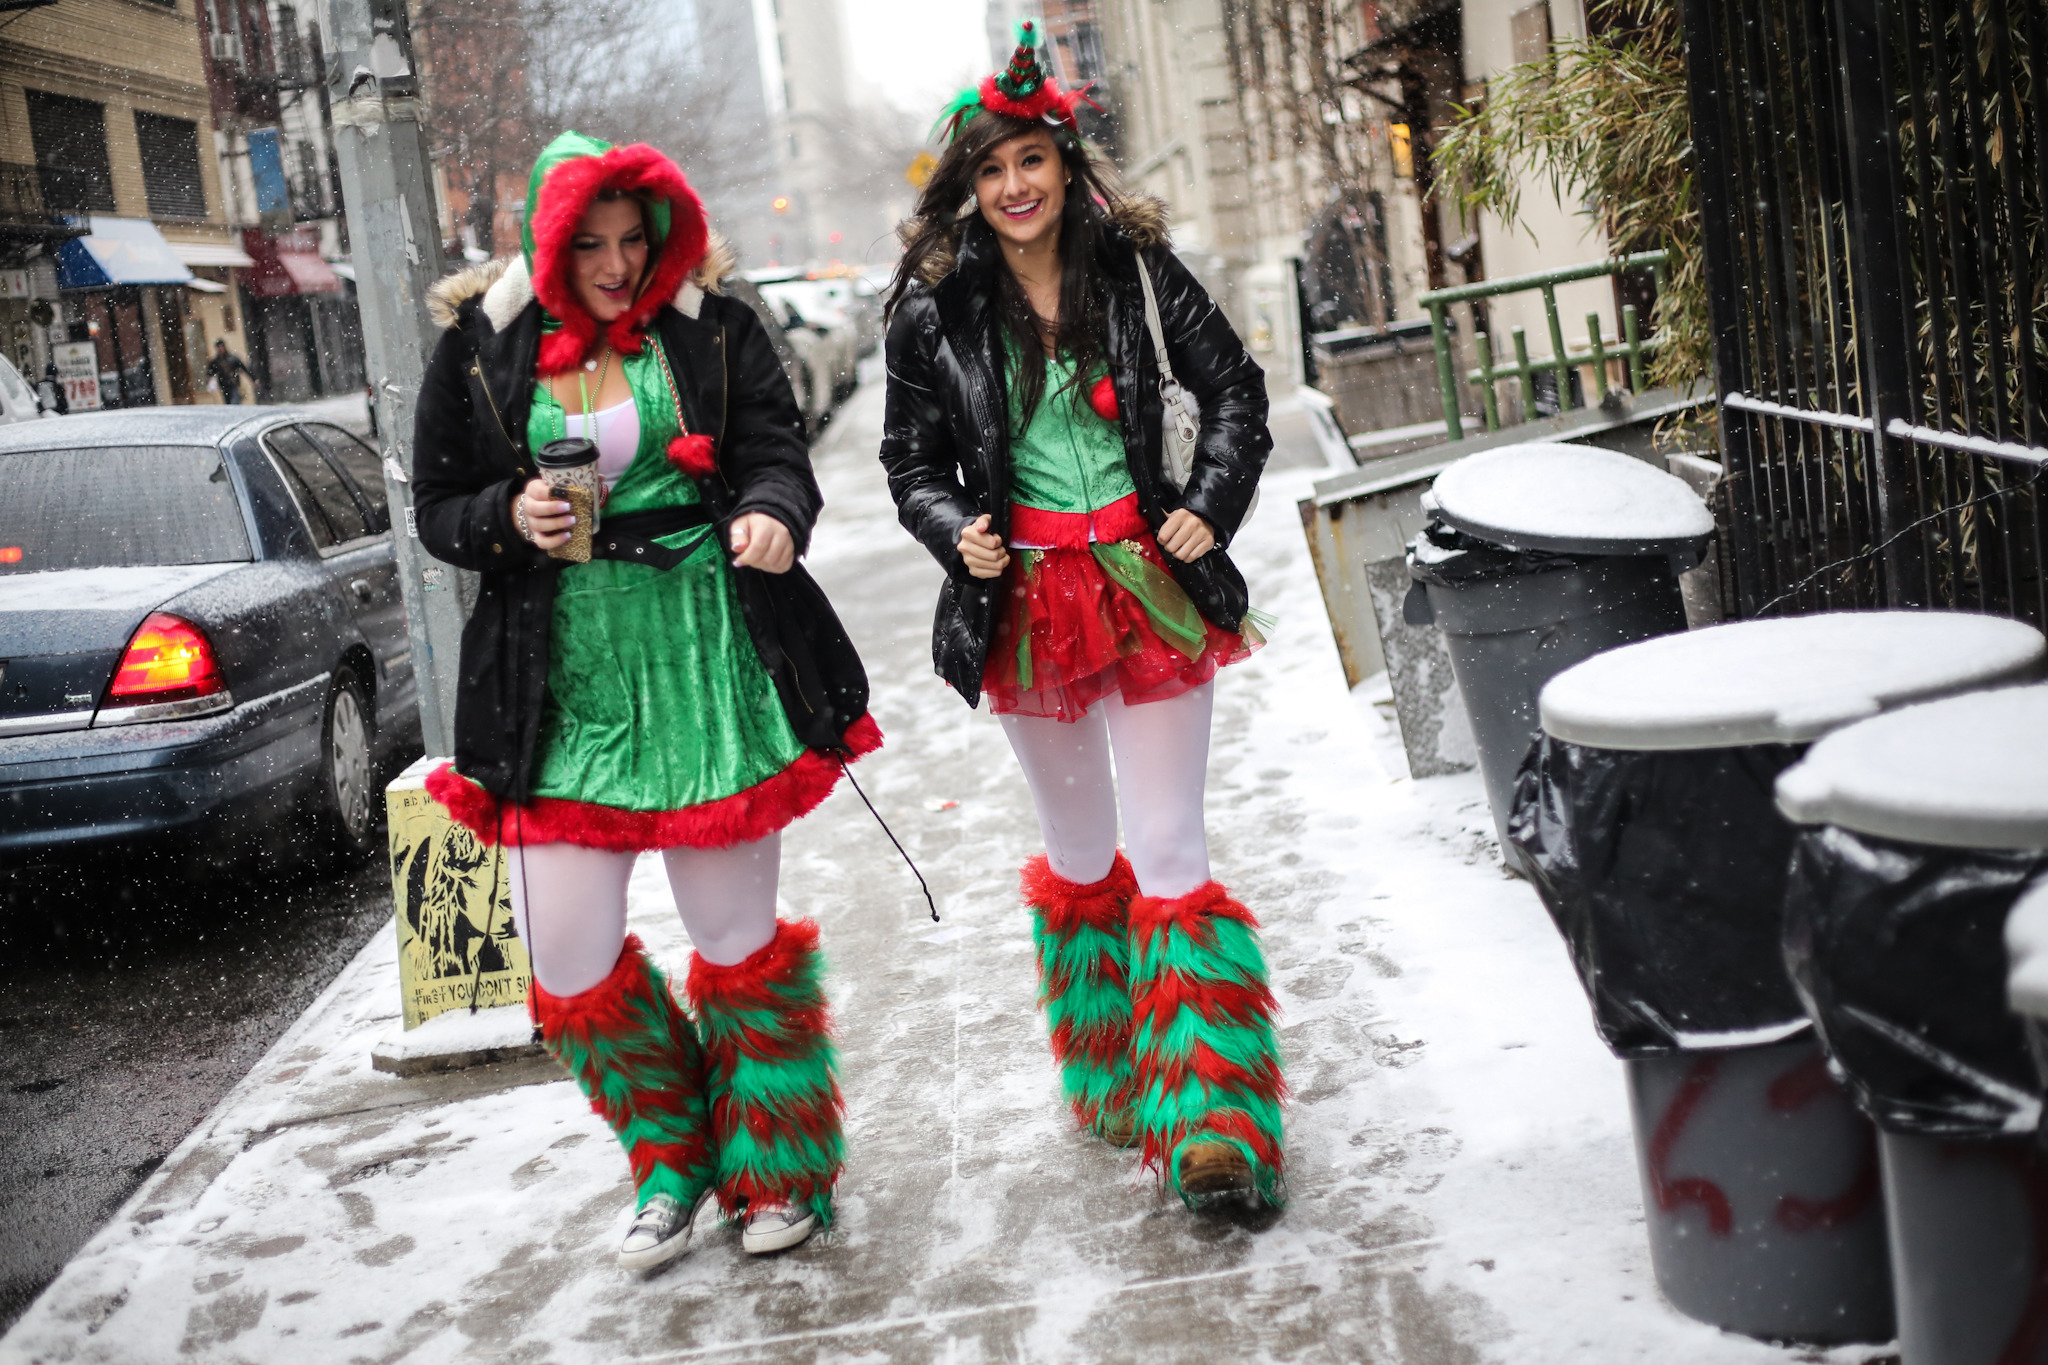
[841,0,990,120]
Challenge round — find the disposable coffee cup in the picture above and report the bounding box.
[535,437,601,563]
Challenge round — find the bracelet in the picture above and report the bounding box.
[513,497,533,543]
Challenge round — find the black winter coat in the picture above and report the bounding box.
[878,208,1271,705]
[412,266,836,801]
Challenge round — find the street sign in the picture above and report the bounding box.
[52,342,100,411]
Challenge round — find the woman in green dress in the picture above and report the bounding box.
[412,131,876,1269]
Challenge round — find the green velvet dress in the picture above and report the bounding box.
[433,336,863,852]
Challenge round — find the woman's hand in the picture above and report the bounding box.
[958,513,1010,579]
[1158,508,1216,562]
[513,478,576,551]
[729,512,795,573]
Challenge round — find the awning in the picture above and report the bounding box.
[170,240,257,269]
[55,216,195,289]
[242,229,342,297]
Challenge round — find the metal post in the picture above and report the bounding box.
[1474,332,1501,431]
[1831,0,1928,606]
[1427,298,1463,440]
[323,0,464,753]
[1586,313,1609,401]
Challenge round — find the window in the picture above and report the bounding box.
[301,424,389,533]
[266,426,369,546]
[25,91,116,214]
[0,446,251,573]
[135,113,208,220]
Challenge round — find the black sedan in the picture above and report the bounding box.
[0,407,419,859]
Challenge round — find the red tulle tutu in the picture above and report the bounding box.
[982,534,1259,722]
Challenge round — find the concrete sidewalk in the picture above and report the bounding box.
[1,380,1894,1364]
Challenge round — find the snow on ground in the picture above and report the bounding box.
[0,373,1896,1364]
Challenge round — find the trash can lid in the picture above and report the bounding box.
[1776,683,2048,850]
[1427,442,1714,556]
[1540,611,2046,749]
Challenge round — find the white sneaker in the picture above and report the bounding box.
[618,1188,714,1270]
[741,1200,818,1255]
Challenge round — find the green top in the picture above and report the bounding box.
[519,338,806,821]
[1006,344,1133,515]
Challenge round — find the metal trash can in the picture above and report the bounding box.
[1778,683,2048,1364]
[1404,443,1711,867]
[1516,612,2045,1344]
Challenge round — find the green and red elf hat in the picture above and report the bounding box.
[522,130,710,378]
[933,20,1099,143]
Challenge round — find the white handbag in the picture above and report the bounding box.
[1133,250,1258,527]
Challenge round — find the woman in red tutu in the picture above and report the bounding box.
[879,25,1286,1211]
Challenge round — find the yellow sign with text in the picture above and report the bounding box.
[386,757,531,1029]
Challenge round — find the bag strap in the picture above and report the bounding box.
[1134,249,1177,387]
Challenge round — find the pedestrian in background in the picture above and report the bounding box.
[36,360,67,415]
[203,339,252,405]
[411,130,878,1269]
[879,25,1286,1212]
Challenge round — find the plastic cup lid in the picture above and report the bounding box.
[1429,442,1714,556]
[1540,611,2046,749]
[1776,683,2048,850]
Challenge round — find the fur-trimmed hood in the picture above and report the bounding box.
[910,193,1169,287]
[425,233,737,335]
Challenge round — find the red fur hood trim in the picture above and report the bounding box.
[529,143,709,376]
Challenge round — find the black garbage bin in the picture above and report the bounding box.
[1404,442,1711,868]
[1778,683,2048,1365]
[1515,611,2045,1344]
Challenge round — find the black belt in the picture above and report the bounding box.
[587,505,716,571]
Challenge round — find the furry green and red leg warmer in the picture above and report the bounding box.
[1024,853,1140,1139]
[530,934,717,1210]
[1128,882,1288,1207]
[686,918,844,1229]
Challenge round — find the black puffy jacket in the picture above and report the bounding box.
[411,254,830,800]
[878,201,1271,705]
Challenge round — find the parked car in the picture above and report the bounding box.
[0,352,46,425]
[0,407,419,859]
[752,273,860,407]
[724,276,831,439]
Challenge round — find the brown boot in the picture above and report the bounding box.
[1176,1141,1256,1203]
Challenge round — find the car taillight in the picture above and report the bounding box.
[106,613,225,705]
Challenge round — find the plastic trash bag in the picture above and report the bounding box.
[1784,825,2048,1139]
[1509,734,1812,1058]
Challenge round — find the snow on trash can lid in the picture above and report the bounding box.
[1776,683,2048,850]
[1540,611,2045,750]
[1426,442,1714,556]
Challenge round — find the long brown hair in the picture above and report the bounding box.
[888,111,1128,427]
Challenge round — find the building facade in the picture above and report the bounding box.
[0,0,246,408]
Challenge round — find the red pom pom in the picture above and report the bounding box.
[1088,373,1119,421]
[667,434,717,478]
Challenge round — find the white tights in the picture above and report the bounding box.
[510,833,781,997]
[998,682,1214,899]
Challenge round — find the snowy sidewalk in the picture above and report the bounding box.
[1,379,1895,1364]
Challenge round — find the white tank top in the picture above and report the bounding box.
[563,398,641,489]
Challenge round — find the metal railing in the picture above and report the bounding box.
[1420,251,1669,441]
[1683,0,2045,627]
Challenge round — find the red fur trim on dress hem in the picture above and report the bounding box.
[428,713,882,852]
[529,144,710,377]
[1008,495,1147,550]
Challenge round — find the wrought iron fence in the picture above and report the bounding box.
[1682,0,2046,626]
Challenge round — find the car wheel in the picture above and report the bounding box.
[314,667,377,854]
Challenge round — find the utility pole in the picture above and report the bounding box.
[323,0,463,754]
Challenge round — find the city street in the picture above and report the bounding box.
[0,379,1900,1363]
